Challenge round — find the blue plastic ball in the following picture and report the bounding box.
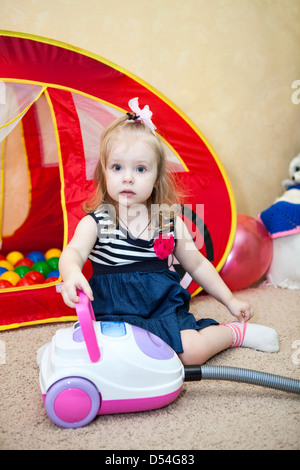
[46,270,60,279]
[27,251,46,263]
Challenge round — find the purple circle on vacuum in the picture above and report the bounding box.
[132,325,175,360]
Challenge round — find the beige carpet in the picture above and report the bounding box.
[0,285,299,450]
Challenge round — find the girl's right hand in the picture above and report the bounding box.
[60,273,94,308]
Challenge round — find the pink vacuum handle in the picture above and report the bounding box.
[75,291,100,362]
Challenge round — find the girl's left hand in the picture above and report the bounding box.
[226,297,254,323]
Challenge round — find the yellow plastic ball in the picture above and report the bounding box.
[0,260,14,271]
[0,270,21,286]
[45,248,62,260]
[6,251,24,266]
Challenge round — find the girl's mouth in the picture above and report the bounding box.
[120,190,135,197]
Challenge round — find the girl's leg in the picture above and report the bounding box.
[179,325,232,365]
[179,322,279,365]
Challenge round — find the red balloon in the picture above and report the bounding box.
[219,214,273,291]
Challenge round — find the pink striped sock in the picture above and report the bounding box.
[222,322,247,348]
[221,322,279,352]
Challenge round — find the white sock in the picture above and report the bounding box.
[223,322,279,353]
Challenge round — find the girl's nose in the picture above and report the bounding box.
[123,169,134,184]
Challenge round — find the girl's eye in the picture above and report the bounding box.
[112,164,122,171]
[136,166,146,173]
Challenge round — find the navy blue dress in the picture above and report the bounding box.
[88,211,218,354]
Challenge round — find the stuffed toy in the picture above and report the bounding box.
[259,153,300,289]
[282,153,300,190]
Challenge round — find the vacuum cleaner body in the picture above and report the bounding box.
[38,292,300,428]
[39,318,184,428]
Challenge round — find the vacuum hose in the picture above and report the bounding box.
[184,365,300,394]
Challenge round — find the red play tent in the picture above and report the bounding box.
[0,31,236,330]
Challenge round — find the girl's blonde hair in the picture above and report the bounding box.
[83,114,183,218]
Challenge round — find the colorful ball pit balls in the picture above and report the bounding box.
[46,270,60,278]
[0,248,62,288]
[45,248,62,260]
[0,270,21,286]
[6,251,24,266]
[0,279,13,288]
[27,251,46,263]
[44,269,60,283]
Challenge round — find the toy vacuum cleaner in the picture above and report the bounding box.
[38,291,300,429]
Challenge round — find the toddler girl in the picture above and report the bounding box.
[59,98,278,365]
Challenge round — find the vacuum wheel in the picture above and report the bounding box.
[45,377,101,428]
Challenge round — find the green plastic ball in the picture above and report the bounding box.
[32,261,52,278]
[14,265,32,278]
[47,257,59,271]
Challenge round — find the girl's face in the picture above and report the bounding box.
[105,139,158,210]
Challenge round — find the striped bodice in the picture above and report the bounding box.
[88,210,174,272]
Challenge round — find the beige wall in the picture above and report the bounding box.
[2,0,300,218]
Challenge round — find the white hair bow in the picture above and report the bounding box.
[128,97,157,135]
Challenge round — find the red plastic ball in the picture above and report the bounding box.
[0,279,13,288]
[23,270,45,284]
[15,257,34,268]
[16,277,36,287]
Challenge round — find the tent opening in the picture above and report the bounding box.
[1,82,64,257]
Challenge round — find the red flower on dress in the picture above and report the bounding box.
[153,233,175,259]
